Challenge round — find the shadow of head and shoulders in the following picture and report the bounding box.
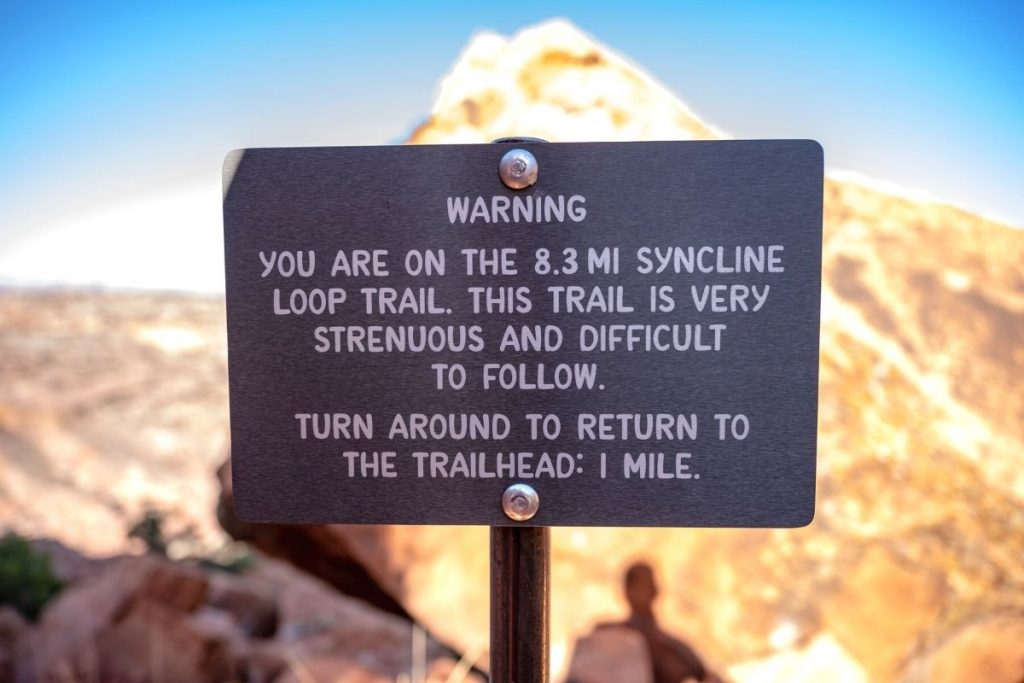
[583,561,721,683]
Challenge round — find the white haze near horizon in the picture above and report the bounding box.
[3,163,1017,296]
[0,180,226,293]
[6,165,1012,296]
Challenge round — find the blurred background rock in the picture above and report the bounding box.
[1,14,1022,683]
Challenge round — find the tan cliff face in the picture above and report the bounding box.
[2,18,1023,683]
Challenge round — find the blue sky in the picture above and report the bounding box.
[1,1,1021,289]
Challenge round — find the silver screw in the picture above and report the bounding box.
[498,148,539,190]
[501,483,540,521]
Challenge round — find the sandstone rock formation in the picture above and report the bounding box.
[13,553,225,682]
[2,17,1023,683]
[901,615,1024,683]
[8,544,480,683]
[0,606,27,682]
[409,21,720,145]
[0,291,230,555]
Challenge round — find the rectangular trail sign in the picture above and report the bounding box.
[222,140,823,527]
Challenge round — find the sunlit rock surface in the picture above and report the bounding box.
[901,615,1024,683]
[2,18,1023,683]
[409,20,720,144]
[728,634,866,683]
[9,544,475,683]
[0,292,229,556]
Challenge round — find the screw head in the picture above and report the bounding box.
[501,483,540,522]
[498,148,539,190]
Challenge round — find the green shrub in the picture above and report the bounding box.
[0,533,64,621]
[127,507,257,575]
[193,536,259,575]
[128,508,168,556]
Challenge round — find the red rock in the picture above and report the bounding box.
[233,558,484,683]
[29,537,108,585]
[12,554,228,683]
[216,460,410,621]
[0,606,27,682]
[205,570,279,638]
[273,654,484,683]
[91,600,231,683]
[904,616,1024,683]
[272,655,386,683]
[822,545,945,678]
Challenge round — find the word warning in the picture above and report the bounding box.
[222,140,823,527]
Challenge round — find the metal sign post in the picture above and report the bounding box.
[490,525,549,683]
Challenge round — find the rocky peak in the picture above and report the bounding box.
[409,20,721,144]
